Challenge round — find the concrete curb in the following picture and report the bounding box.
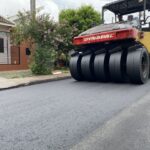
[0,76,71,91]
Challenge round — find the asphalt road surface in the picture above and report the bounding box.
[1,79,150,150]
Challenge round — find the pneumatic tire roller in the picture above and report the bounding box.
[69,0,150,84]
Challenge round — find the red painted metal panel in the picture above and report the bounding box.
[73,28,138,46]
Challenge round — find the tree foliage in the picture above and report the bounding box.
[11,6,102,74]
[11,11,57,75]
[59,5,102,34]
[58,5,102,55]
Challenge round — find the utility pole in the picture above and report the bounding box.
[30,0,36,19]
[143,0,147,24]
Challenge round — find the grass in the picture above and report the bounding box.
[60,67,69,73]
[0,68,70,79]
[0,70,33,79]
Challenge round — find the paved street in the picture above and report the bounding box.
[71,92,150,150]
[1,79,150,150]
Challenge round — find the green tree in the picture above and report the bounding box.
[59,5,102,34]
[77,6,102,32]
[56,5,102,65]
[11,11,58,75]
[59,9,77,27]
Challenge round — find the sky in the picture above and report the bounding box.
[0,0,114,22]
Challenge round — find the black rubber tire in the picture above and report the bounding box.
[126,47,149,84]
[94,53,110,82]
[109,51,126,82]
[69,55,83,81]
[81,54,95,81]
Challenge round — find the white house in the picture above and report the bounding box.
[0,16,14,64]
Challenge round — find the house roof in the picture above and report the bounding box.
[0,15,15,27]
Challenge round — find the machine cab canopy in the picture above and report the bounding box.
[103,0,150,15]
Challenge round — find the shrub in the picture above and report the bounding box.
[31,47,54,75]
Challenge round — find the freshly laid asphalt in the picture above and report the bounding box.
[0,79,150,150]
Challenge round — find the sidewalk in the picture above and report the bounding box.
[0,71,71,90]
